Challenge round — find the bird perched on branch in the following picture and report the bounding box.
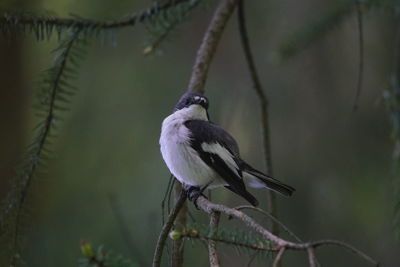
[159,92,295,206]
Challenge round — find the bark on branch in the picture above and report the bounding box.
[208,211,221,267]
[160,1,240,266]
[152,192,187,267]
[195,196,379,266]
[188,0,240,94]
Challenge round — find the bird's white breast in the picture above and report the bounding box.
[159,112,221,187]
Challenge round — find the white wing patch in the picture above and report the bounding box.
[201,142,240,176]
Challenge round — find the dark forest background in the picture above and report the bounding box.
[0,0,399,266]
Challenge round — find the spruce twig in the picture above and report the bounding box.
[0,29,85,266]
[0,0,196,40]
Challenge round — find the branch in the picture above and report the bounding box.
[8,29,81,265]
[152,191,187,267]
[0,0,191,33]
[180,230,275,252]
[168,0,240,265]
[272,247,285,267]
[144,0,202,56]
[234,205,302,242]
[307,248,317,267]
[195,196,379,266]
[208,211,221,267]
[237,0,278,234]
[188,0,240,94]
[309,239,377,265]
[171,183,187,267]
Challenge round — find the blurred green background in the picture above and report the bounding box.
[1,0,399,266]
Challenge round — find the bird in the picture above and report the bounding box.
[159,91,295,206]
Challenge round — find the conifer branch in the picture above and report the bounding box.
[144,0,202,56]
[179,227,275,252]
[278,0,388,60]
[233,205,302,242]
[195,196,379,266]
[0,0,194,40]
[1,29,83,265]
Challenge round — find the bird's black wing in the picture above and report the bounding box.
[184,119,258,206]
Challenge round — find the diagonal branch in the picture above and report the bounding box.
[234,205,302,242]
[196,195,379,266]
[237,0,278,234]
[152,191,187,267]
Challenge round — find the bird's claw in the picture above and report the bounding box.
[184,185,207,210]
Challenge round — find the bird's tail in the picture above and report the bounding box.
[242,163,295,197]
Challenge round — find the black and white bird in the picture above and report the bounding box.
[159,92,295,206]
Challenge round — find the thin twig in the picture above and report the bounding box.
[161,175,174,225]
[246,252,258,267]
[144,0,201,56]
[208,211,221,267]
[197,196,297,247]
[10,29,81,264]
[171,183,187,267]
[195,196,379,266]
[272,247,285,267]
[168,177,176,215]
[0,0,192,32]
[188,0,240,93]
[181,231,276,252]
[307,248,317,267]
[152,191,187,267]
[353,0,364,111]
[237,0,278,234]
[234,205,302,242]
[310,239,378,266]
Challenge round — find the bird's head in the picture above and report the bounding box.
[173,92,209,120]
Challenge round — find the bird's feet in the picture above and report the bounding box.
[183,185,208,209]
